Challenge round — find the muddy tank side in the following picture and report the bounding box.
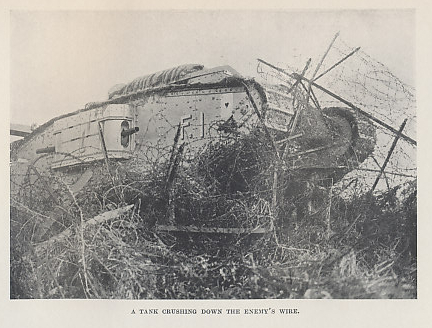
[10,73,271,195]
[131,85,264,165]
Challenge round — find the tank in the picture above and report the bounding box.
[10,64,375,239]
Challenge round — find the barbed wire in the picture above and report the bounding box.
[257,37,416,194]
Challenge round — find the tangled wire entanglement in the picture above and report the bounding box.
[10,37,417,299]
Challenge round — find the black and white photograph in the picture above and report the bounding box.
[8,9,418,300]
[3,4,431,327]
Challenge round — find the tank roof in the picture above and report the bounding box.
[108,64,204,99]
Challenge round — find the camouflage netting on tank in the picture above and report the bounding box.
[257,37,416,195]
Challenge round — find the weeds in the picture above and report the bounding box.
[10,128,416,299]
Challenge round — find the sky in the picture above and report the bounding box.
[10,10,415,127]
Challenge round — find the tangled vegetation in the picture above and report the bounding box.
[10,127,416,299]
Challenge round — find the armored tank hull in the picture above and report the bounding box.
[10,64,375,239]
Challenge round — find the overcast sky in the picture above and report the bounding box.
[10,10,415,126]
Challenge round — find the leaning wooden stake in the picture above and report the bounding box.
[239,80,280,157]
[165,143,185,224]
[97,121,112,176]
[285,59,313,140]
[371,119,408,192]
[306,32,339,104]
[239,79,282,217]
[313,47,361,81]
[165,123,182,186]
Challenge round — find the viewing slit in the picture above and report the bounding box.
[121,120,130,148]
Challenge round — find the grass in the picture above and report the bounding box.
[10,131,416,299]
